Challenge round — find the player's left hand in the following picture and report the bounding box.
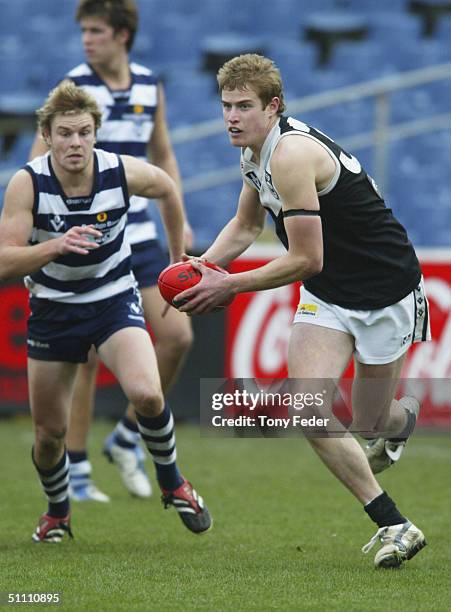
[176,260,235,314]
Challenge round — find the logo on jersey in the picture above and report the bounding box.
[265,171,280,200]
[339,151,362,174]
[297,303,318,317]
[96,212,108,223]
[134,105,144,114]
[246,171,261,190]
[50,214,65,232]
[66,196,93,206]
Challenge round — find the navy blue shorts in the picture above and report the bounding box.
[27,288,146,363]
[131,240,169,289]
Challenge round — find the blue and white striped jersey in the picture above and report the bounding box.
[24,148,136,304]
[67,62,159,246]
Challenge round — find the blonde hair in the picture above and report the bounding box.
[36,81,102,135]
[217,54,286,114]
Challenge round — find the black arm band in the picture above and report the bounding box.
[282,209,320,218]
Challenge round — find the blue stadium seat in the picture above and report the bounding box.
[387,133,451,245]
[337,0,409,10]
[269,40,317,98]
[1,0,450,247]
[164,68,220,126]
[329,40,398,80]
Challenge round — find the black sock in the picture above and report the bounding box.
[364,491,407,527]
[68,450,88,463]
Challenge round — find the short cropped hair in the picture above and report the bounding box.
[36,81,103,135]
[76,0,138,51]
[217,54,286,115]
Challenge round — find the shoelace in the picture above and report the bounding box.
[361,526,388,554]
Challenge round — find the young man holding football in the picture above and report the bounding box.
[176,54,429,568]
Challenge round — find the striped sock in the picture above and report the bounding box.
[32,447,70,518]
[112,417,141,449]
[68,451,92,490]
[136,404,184,491]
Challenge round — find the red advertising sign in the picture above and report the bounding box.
[0,282,116,407]
[226,246,451,427]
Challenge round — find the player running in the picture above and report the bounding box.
[177,54,428,568]
[0,82,211,542]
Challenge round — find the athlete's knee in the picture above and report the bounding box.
[34,423,67,458]
[156,322,193,357]
[131,385,164,417]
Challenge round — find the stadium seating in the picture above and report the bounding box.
[1,0,451,247]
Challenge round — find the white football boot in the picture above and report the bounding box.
[104,434,152,498]
[365,396,420,474]
[362,520,427,568]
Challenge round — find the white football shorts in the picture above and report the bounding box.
[293,279,431,365]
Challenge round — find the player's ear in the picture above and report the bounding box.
[116,27,130,47]
[267,97,280,115]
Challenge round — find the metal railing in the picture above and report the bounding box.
[170,61,451,195]
[2,61,451,195]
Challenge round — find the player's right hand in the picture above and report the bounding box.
[57,225,102,255]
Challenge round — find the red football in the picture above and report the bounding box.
[158,260,234,308]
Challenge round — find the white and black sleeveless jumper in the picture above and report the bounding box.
[240,116,421,310]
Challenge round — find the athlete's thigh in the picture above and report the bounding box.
[288,323,354,433]
[352,353,407,426]
[27,358,78,429]
[288,322,354,378]
[96,326,161,399]
[140,284,192,343]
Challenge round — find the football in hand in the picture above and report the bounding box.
[158,260,234,308]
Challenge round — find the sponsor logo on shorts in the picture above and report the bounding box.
[27,338,50,349]
[127,301,145,321]
[297,303,318,317]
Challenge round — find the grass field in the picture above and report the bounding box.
[0,417,450,611]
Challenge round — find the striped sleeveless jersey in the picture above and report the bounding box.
[67,62,158,246]
[24,149,135,304]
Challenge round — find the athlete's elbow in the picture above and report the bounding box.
[303,253,323,279]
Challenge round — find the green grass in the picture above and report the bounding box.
[0,417,450,611]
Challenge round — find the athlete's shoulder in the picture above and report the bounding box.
[129,62,158,82]
[129,62,152,76]
[274,118,325,158]
[26,153,51,175]
[66,63,92,78]
[279,115,311,135]
[94,148,121,171]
